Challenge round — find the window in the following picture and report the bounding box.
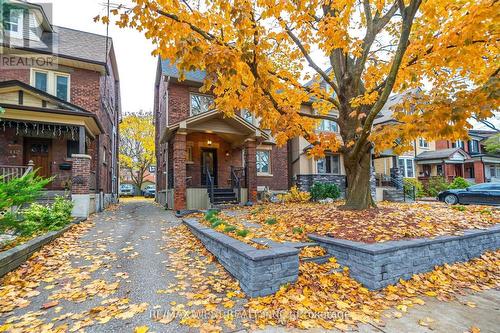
[67,140,79,157]
[452,140,464,149]
[419,138,429,148]
[31,70,70,101]
[186,145,193,163]
[2,8,21,33]
[317,155,340,174]
[190,93,214,116]
[242,109,253,124]
[469,140,480,153]
[256,150,271,174]
[397,158,415,177]
[436,164,443,176]
[56,75,69,100]
[34,71,48,92]
[317,119,338,132]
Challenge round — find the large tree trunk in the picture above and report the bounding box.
[343,148,376,210]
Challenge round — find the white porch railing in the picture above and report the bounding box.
[0,160,34,182]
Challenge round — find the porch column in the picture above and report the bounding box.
[78,126,86,154]
[473,160,485,183]
[173,132,187,210]
[245,139,257,202]
[71,154,91,218]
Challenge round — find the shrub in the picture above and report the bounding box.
[278,186,311,202]
[224,225,237,233]
[310,182,341,201]
[3,196,73,236]
[403,178,425,198]
[0,171,52,212]
[449,177,471,189]
[425,176,449,197]
[211,219,224,228]
[236,229,249,237]
[265,218,278,225]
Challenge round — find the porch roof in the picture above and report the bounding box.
[160,110,270,144]
[415,148,470,164]
[0,80,103,137]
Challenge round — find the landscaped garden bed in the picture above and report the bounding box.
[185,201,499,292]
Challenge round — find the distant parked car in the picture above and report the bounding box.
[438,183,500,205]
[119,184,134,197]
[143,185,155,198]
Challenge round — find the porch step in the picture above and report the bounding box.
[210,188,238,205]
[382,188,414,202]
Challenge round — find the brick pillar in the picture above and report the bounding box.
[473,160,485,183]
[71,154,91,218]
[245,139,257,202]
[172,132,187,210]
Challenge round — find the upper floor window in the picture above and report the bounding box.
[317,154,340,174]
[469,139,480,153]
[31,69,70,101]
[190,93,214,116]
[451,140,464,149]
[317,119,338,132]
[2,8,22,33]
[419,138,429,149]
[256,150,271,175]
[242,109,253,124]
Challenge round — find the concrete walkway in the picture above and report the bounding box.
[1,199,498,332]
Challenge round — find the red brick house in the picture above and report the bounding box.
[0,1,120,217]
[415,130,500,184]
[154,59,288,210]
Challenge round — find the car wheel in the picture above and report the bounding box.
[444,194,458,205]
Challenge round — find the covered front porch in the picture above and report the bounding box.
[161,110,269,210]
[0,80,103,217]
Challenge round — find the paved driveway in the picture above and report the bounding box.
[1,199,499,333]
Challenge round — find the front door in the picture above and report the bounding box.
[201,148,217,186]
[24,139,52,179]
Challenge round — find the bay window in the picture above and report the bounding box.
[317,154,340,174]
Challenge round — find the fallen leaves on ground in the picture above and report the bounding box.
[168,224,500,331]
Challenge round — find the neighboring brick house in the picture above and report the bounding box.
[0,1,120,217]
[154,59,288,210]
[416,130,500,184]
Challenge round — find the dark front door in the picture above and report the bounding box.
[24,139,52,179]
[201,148,217,186]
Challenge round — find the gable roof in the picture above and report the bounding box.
[416,148,470,161]
[160,58,206,83]
[0,80,89,113]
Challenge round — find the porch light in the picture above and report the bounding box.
[207,140,212,145]
[225,151,230,157]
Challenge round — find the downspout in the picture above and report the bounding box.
[164,75,170,208]
[96,135,101,210]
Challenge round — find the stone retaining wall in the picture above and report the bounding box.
[294,174,347,195]
[309,225,500,290]
[184,218,299,297]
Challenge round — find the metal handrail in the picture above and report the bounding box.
[230,166,243,203]
[205,165,215,203]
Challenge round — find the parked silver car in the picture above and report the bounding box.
[119,184,134,197]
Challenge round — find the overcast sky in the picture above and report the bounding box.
[39,0,156,114]
[39,1,498,130]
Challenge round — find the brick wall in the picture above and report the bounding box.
[435,140,449,150]
[71,154,91,194]
[257,145,289,191]
[172,133,187,210]
[168,83,191,125]
[474,160,485,183]
[0,68,30,82]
